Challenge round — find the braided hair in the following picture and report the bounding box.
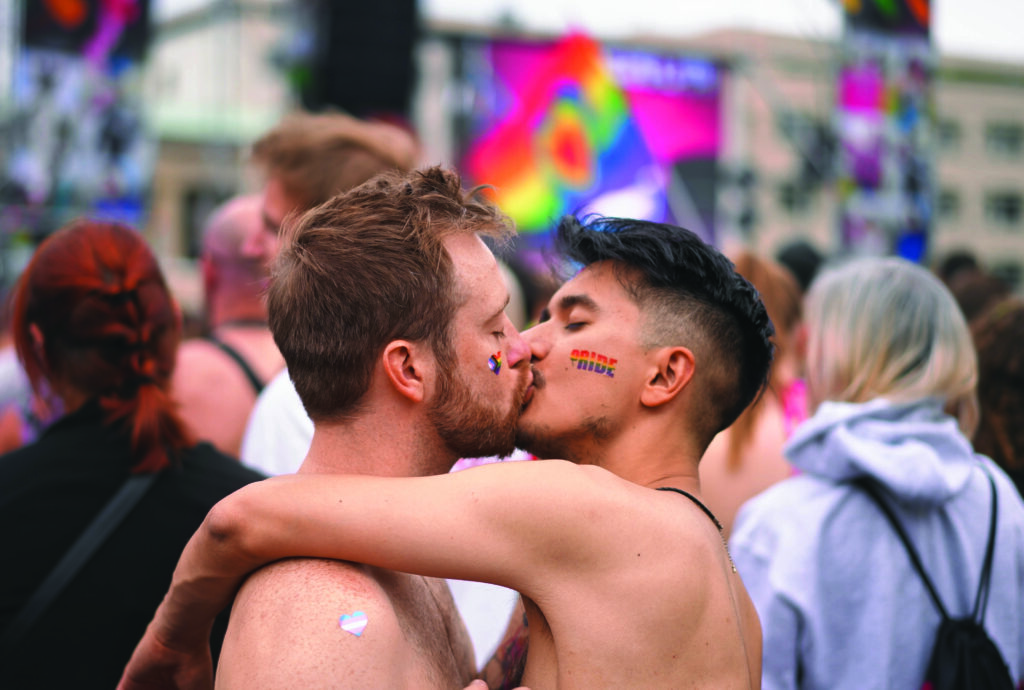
[12,220,193,472]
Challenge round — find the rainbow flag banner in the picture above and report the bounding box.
[460,34,722,247]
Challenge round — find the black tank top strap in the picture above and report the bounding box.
[656,487,725,533]
[203,336,265,394]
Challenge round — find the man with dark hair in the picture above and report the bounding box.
[121,210,772,689]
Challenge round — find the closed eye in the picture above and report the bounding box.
[565,322,586,332]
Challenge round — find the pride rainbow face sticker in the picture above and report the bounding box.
[570,349,617,377]
[488,351,502,375]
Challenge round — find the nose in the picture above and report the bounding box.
[521,321,551,363]
[503,318,531,369]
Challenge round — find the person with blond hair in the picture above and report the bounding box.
[730,256,1024,689]
[700,251,806,537]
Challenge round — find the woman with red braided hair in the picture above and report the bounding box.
[0,220,264,688]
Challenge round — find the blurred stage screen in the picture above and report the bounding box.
[456,34,722,254]
[836,0,933,261]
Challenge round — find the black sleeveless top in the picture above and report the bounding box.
[203,336,264,394]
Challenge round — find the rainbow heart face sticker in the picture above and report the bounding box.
[339,611,368,637]
[488,351,502,375]
[570,349,617,377]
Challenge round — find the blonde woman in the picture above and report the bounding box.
[700,252,805,537]
[730,256,1024,690]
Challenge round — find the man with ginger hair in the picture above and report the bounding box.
[123,167,532,689]
[238,111,421,474]
[171,113,417,460]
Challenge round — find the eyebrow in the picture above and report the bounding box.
[557,294,600,314]
[487,293,511,322]
[538,293,599,324]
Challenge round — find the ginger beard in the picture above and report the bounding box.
[429,353,528,459]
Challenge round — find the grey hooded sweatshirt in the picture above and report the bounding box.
[730,398,1024,690]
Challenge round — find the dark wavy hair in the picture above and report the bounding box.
[555,216,775,444]
[971,298,1024,481]
[12,220,192,472]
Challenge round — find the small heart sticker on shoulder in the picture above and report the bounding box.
[339,611,368,637]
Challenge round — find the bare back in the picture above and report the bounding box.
[172,329,284,458]
[216,558,476,689]
[513,477,761,689]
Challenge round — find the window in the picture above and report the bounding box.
[778,181,811,214]
[991,263,1022,290]
[936,120,961,151]
[937,189,960,221]
[985,122,1023,157]
[985,191,1023,228]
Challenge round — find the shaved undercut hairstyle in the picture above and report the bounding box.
[268,166,513,422]
[555,216,775,448]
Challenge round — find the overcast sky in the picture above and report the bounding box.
[421,0,1024,64]
[152,0,1024,65]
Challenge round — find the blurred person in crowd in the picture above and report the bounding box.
[971,298,1024,497]
[948,269,1011,324]
[123,167,531,689]
[171,195,285,457]
[934,247,981,288]
[0,290,25,453]
[239,110,418,475]
[0,283,53,453]
[0,220,264,688]
[121,207,772,690]
[505,255,562,327]
[775,238,824,294]
[730,256,1024,690]
[700,251,806,537]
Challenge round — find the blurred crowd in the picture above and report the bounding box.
[0,108,1021,689]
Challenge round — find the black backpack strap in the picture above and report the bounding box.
[972,465,999,626]
[854,466,1000,625]
[0,472,159,652]
[204,336,265,394]
[854,477,950,619]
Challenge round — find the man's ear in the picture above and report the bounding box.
[382,340,430,403]
[640,346,695,408]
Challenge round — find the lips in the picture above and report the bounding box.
[521,369,539,410]
[522,383,535,408]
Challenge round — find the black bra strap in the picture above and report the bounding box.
[204,336,265,394]
[656,487,725,533]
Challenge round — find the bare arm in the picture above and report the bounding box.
[121,460,625,688]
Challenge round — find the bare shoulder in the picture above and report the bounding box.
[216,558,411,689]
[172,339,238,392]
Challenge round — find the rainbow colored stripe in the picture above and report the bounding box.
[465,34,642,232]
[488,351,502,375]
[570,349,616,377]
